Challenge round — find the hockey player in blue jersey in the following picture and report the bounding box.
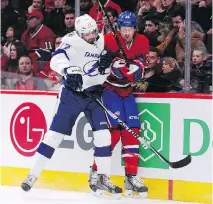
[21,14,122,199]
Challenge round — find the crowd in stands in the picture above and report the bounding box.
[1,0,212,93]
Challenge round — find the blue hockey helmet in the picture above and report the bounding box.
[117,11,136,27]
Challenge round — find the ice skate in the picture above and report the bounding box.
[88,167,98,192]
[91,173,122,199]
[124,174,148,198]
[21,175,38,192]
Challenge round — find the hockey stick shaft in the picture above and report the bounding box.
[97,0,128,61]
[84,90,191,168]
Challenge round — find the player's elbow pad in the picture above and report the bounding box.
[50,55,71,76]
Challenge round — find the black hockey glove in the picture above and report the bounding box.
[99,50,114,75]
[64,67,83,92]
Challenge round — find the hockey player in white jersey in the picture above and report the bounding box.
[21,14,122,199]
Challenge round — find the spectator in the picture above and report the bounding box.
[137,0,157,33]
[136,56,183,92]
[156,18,179,58]
[137,0,156,15]
[28,0,45,12]
[144,46,161,78]
[101,7,118,34]
[80,0,93,15]
[156,9,187,60]
[45,0,55,13]
[89,0,121,29]
[190,47,212,93]
[61,9,75,35]
[1,0,19,42]
[192,0,212,54]
[192,0,212,33]
[152,0,165,13]
[37,36,62,89]
[54,35,63,48]
[143,16,161,46]
[28,0,50,25]
[21,10,56,62]
[133,47,161,92]
[157,0,184,23]
[160,57,183,88]
[206,29,212,54]
[53,0,66,8]
[0,44,8,71]
[12,55,48,90]
[177,21,206,63]
[46,0,67,35]
[3,26,18,57]
[1,41,27,73]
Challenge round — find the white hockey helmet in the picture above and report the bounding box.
[75,14,98,36]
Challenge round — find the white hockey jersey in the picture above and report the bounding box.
[50,31,108,90]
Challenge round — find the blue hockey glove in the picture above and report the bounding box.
[99,50,114,75]
[63,67,83,91]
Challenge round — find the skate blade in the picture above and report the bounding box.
[91,189,122,200]
[124,190,148,199]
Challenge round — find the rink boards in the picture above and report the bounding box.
[0,90,212,204]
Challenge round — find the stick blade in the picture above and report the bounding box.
[169,155,192,169]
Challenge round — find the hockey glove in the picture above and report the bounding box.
[99,50,114,75]
[110,58,144,82]
[125,59,144,82]
[111,57,127,78]
[64,67,83,91]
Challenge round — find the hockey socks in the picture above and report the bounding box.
[121,128,140,175]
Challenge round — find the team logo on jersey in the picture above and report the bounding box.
[83,60,99,76]
[84,52,100,58]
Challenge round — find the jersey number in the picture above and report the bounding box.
[45,42,52,50]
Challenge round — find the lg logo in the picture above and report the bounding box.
[10,102,47,157]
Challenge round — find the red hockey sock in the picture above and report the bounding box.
[92,161,97,171]
[111,129,121,151]
[123,155,139,175]
[121,128,140,175]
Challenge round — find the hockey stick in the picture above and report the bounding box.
[97,0,128,61]
[83,90,192,169]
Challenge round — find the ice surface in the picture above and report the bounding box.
[0,186,198,204]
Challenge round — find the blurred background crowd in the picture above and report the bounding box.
[1,0,212,93]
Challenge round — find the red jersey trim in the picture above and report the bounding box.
[31,24,44,38]
[1,90,212,99]
[134,92,212,99]
[0,89,58,96]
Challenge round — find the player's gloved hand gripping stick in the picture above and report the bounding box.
[64,67,83,91]
[98,50,114,75]
[83,89,192,169]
